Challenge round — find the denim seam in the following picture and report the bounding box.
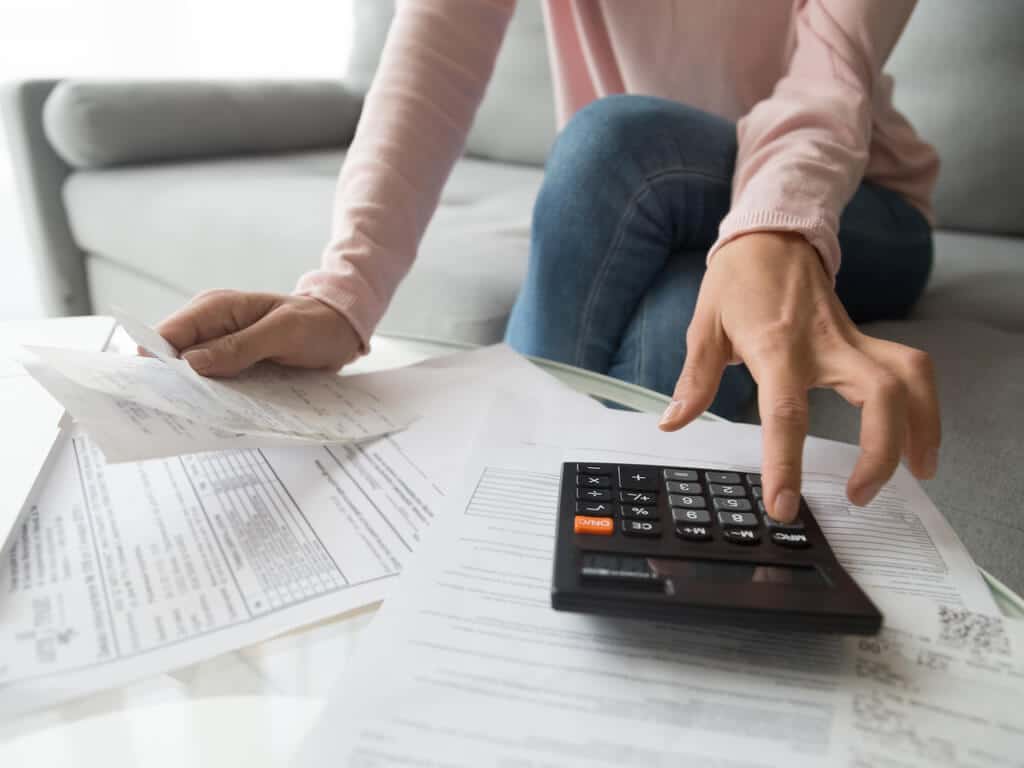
[574,167,731,368]
[635,292,646,384]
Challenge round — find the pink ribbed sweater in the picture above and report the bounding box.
[296,0,939,348]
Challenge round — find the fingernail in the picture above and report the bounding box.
[773,490,799,522]
[923,447,939,478]
[659,400,684,428]
[183,348,212,373]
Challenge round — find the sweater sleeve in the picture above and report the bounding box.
[707,0,918,278]
[295,0,514,350]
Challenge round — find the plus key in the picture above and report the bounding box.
[618,465,658,491]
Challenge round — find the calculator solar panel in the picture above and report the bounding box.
[551,463,882,635]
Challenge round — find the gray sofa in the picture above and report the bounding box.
[3,1,1023,594]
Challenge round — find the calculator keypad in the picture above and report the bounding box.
[712,497,752,512]
[574,516,614,535]
[621,505,658,520]
[577,463,613,476]
[571,465,810,550]
[618,466,659,491]
[672,508,711,525]
[622,519,662,537]
[576,502,614,516]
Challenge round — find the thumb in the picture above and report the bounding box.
[659,318,729,431]
[181,314,283,378]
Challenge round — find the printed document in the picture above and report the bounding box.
[297,406,1017,767]
[0,346,597,718]
[21,312,417,462]
[0,317,116,561]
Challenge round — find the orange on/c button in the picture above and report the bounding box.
[574,516,614,535]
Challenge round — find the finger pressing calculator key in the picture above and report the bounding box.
[552,462,882,635]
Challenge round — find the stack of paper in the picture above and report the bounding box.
[6,315,1021,767]
[296,404,1024,767]
[0,336,598,718]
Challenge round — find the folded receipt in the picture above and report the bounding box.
[21,311,416,462]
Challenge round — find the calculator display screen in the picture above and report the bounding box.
[650,558,829,588]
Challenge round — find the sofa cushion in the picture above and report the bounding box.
[807,317,1024,596]
[919,231,1024,333]
[347,0,555,166]
[44,80,362,169]
[887,0,1024,235]
[63,151,541,344]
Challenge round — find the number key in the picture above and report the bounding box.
[709,483,745,497]
[717,510,759,528]
[666,481,702,495]
[712,497,752,512]
[669,494,706,509]
[672,507,711,525]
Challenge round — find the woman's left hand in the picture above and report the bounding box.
[658,232,940,523]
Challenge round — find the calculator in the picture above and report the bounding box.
[551,463,882,634]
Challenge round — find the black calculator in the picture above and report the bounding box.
[551,463,882,635]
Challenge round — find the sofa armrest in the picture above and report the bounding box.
[1,80,90,316]
[43,79,364,169]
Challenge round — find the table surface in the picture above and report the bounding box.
[1,320,1021,767]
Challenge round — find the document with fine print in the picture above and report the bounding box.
[297,404,1019,767]
[0,346,599,718]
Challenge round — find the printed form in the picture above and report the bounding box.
[0,347,596,718]
[298,408,1019,767]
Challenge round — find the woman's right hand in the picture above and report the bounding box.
[154,290,362,377]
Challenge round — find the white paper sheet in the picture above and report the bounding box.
[21,312,419,461]
[0,347,599,719]
[0,318,116,562]
[836,599,1024,766]
[297,405,1015,767]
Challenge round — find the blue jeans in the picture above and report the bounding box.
[504,95,934,421]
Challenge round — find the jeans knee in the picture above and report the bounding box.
[545,96,667,190]
[534,96,735,237]
[551,96,733,179]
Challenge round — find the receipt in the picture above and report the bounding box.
[21,313,418,461]
[837,599,1024,766]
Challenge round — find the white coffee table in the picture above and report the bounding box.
[1,320,1021,767]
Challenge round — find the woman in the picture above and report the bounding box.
[156,0,941,524]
